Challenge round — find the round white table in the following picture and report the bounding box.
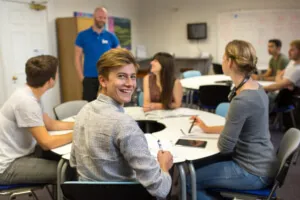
[180,74,275,106]
[50,107,225,200]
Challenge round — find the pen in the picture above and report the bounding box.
[180,129,186,135]
[157,140,163,152]
[188,118,197,133]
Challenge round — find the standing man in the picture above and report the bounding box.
[75,7,120,102]
[253,39,289,81]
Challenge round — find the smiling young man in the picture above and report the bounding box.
[75,7,120,102]
[0,55,73,184]
[70,48,173,199]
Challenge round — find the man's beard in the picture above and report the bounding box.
[95,21,105,29]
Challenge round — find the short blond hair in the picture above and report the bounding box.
[97,48,139,78]
[94,7,107,14]
[225,40,257,75]
[290,40,300,50]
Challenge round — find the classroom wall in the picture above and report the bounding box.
[137,0,300,62]
[43,0,141,117]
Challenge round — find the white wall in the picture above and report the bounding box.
[138,0,300,62]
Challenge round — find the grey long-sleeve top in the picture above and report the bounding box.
[70,94,171,199]
[218,87,279,178]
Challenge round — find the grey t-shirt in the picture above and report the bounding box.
[283,60,300,88]
[0,85,44,173]
[218,87,279,178]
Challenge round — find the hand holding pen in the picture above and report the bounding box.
[188,117,197,133]
[190,116,208,132]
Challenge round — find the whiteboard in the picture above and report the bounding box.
[217,10,300,70]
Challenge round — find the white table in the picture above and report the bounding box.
[50,107,225,200]
[180,75,275,106]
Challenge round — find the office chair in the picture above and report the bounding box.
[215,102,230,118]
[61,181,154,200]
[0,184,52,200]
[53,100,87,120]
[198,85,231,111]
[209,128,300,200]
[212,63,223,74]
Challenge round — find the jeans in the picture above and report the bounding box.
[187,161,273,200]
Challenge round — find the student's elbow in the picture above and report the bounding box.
[217,140,234,154]
[38,139,56,151]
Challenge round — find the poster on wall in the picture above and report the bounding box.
[108,17,132,50]
[73,12,132,50]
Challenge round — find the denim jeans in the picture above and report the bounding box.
[187,160,273,200]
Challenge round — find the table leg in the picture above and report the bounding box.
[188,162,197,200]
[186,90,190,107]
[57,158,65,200]
[189,90,195,108]
[177,163,186,200]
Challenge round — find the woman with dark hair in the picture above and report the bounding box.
[143,52,183,112]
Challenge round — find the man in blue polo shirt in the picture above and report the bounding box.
[75,7,120,101]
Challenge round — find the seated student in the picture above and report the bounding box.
[189,40,278,200]
[0,55,73,184]
[252,39,289,81]
[70,48,173,199]
[143,52,183,112]
[264,40,300,92]
[264,40,300,111]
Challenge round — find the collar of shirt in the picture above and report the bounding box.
[97,94,124,113]
[89,27,107,36]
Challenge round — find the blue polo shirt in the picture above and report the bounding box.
[75,27,120,77]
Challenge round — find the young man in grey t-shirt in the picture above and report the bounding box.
[0,55,74,184]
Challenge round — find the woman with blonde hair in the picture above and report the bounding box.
[188,40,278,200]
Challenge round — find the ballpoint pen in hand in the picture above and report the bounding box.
[188,118,197,133]
[157,140,163,152]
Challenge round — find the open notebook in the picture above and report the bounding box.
[144,133,176,158]
[145,108,201,119]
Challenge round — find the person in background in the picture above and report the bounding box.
[189,40,278,200]
[70,48,173,199]
[143,52,183,112]
[75,7,120,102]
[253,39,289,81]
[264,40,300,92]
[0,55,73,184]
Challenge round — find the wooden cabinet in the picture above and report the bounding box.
[56,17,93,102]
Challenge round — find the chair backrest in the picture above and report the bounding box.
[182,70,201,79]
[53,100,88,120]
[212,63,223,74]
[61,181,154,200]
[138,91,144,107]
[215,103,230,117]
[277,128,300,172]
[198,85,230,109]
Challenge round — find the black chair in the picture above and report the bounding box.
[198,85,231,111]
[271,88,298,130]
[212,63,223,74]
[61,181,154,200]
